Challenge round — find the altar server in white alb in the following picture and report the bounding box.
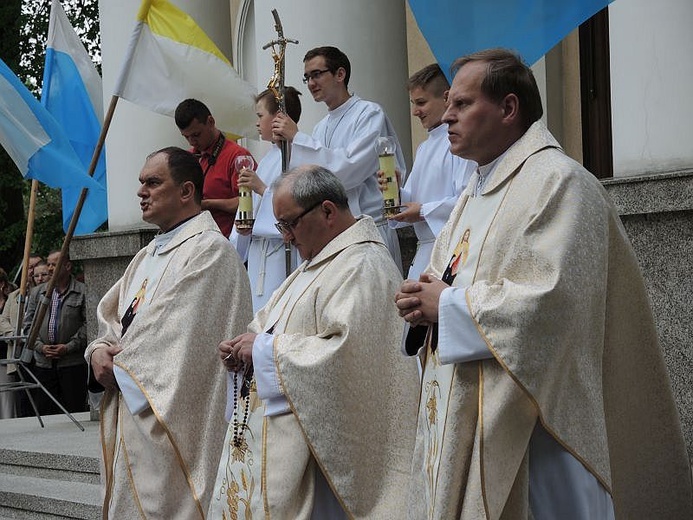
[231,87,302,311]
[384,63,475,280]
[395,49,693,519]
[271,45,406,268]
[87,147,253,519]
[208,165,419,520]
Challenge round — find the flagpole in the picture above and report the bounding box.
[14,179,39,334]
[25,95,120,353]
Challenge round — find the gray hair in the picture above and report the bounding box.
[272,165,349,210]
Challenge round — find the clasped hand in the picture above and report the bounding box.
[394,274,449,327]
[42,343,67,359]
[90,344,123,390]
[219,332,257,372]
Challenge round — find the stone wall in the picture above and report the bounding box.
[71,228,156,343]
[602,170,693,462]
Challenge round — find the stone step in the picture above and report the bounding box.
[0,463,97,487]
[0,451,98,485]
[0,413,101,519]
[0,506,83,519]
[0,474,99,519]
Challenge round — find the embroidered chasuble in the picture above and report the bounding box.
[208,217,419,519]
[391,122,475,281]
[87,212,254,519]
[407,122,692,519]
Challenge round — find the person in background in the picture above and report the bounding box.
[22,250,87,416]
[272,46,406,269]
[0,268,17,418]
[382,63,476,281]
[26,254,43,289]
[31,261,51,287]
[175,98,256,237]
[230,86,302,311]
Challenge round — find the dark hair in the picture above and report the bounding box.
[255,86,303,122]
[451,49,543,130]
[273,165,349,210]
[149,147,204,204]
[174,99,212,129]
[303,46,351,88]
[407,64,449,97]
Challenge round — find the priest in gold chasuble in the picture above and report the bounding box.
[396,50,693,520]
[209,165,419,520]
[87,148,253,519]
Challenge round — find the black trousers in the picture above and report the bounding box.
[29,363,88,415]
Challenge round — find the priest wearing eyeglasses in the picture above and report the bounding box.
[207,164,418,520]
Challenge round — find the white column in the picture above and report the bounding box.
[609,0,693,176]
[244,0,412,167]
[99,0,233,230]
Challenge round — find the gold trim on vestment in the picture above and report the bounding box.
[478,362,489,519]
[272,340,354,519]
[100,392,116,520]
[121,428,147,519]
[113,361,207,519]
[464,289,613,495]
[262,416,270,520]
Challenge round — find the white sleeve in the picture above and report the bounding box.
[113,365,149,415]
[290,108,390,192]
[437,287,494,365]
[252,332,291,416]
[420,196,460,236]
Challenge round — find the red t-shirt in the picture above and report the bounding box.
[197,137,255,237]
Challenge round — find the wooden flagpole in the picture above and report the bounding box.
[14,179,39,334]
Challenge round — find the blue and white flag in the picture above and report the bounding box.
[408,0,615,81]
[43,0,107,234]
[0,57,101,192]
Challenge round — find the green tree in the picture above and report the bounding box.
[0,0,25,276]
[0,0,101,277]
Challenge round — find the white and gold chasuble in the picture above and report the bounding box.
[87,212,253,520]
[407,122,692,519]
[419,180,512,519]
[209,217,419,520]
[208,261,330,520]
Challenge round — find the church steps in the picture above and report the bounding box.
[0,413,101,519]
[0,451,98,484]
[0,474,99,519]
[0,509,82,520]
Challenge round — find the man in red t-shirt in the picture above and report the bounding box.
[175,99,255,237]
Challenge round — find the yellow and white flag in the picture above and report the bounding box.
[114,0,256,138]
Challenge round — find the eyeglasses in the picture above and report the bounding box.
[302,69,332,84]
[275,201,323,235]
